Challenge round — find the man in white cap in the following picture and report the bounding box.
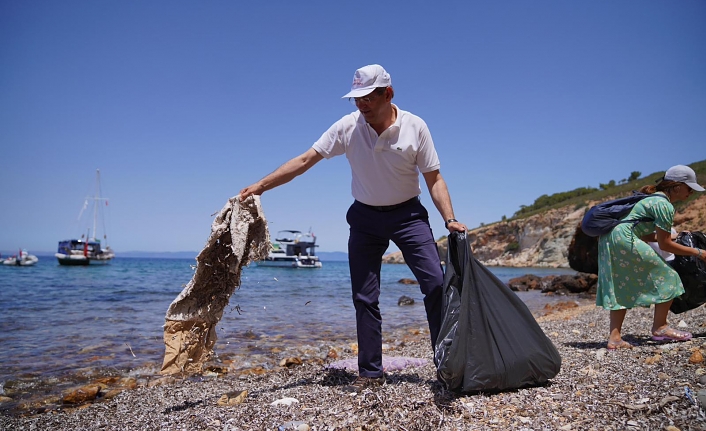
[239,64,467,392]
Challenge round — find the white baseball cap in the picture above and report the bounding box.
[664,165,704,191]
[341,64,391,99]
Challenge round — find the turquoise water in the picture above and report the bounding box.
[0,257,577,407]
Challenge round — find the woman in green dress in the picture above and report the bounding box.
[596,165,706,350]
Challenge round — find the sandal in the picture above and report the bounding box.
[607,340,634,350]
[651,327,692,342]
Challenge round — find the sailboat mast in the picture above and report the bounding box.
[92,169,100,242]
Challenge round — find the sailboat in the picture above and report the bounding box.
[55,169,115,266]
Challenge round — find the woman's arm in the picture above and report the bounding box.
[656,228,706,262]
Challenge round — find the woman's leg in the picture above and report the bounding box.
[651,300,692,341]
[651,300,673,333]
[609,309,627,345]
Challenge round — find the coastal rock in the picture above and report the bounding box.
[118,377,137,389]
[102,388,125,400]
[384,253,406,264]
[326,348,339,359]
[239,366,268,376]
[383,205,585,267]
[93,376,120,388]
[548,274,597,294]
[147,376,176,388]
[89,376,138,400]
[507,275,542,291]
[689,350,704,364]
[62,384,100,404]
[540,278,559,294]
[506,273,596,294]
[279,357,303,367]
[217,390,248,406]
[398,278,418,285]
[673,194,706,227]
[540,275,558,292]
[541,300,579,317]
[398,295,415,306]
[474,206,585,268]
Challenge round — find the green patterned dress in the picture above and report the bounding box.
[596,193,685,310]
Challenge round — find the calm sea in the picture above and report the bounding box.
[0,257,578,407]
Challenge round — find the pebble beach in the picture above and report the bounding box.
[1,301,705,430]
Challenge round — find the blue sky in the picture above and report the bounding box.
[1,1,705,254]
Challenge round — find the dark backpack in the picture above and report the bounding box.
[580,192,669,237]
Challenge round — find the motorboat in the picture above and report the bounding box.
[2,249,39,266]
[55,169,115,266]
[257,230,322,268]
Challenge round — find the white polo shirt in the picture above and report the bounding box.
[312,105,440,206]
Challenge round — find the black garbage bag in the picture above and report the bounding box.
[670,231,706,314]
[434,232,561,393]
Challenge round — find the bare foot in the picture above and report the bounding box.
[607,339,634,350]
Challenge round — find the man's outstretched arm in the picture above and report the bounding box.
[240,148,323,200]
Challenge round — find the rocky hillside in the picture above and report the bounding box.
[382,194,706,268]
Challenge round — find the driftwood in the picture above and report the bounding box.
[609,395,680,412]
[161,196,271,375]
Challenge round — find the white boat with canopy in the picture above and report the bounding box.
[257,230,322,268]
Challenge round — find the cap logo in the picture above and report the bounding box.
[341,65,390,99]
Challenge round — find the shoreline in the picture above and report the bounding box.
[0,278,591,418]
[2,302,705,430]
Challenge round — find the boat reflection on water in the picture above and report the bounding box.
[257,230,322,268]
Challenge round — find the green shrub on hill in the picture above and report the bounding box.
[514,187,598,217]
[510,159,706,221]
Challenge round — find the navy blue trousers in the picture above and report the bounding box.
[346,198,444,378]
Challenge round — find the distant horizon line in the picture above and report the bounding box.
[0,250,349,254]
[0,249,350,259]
